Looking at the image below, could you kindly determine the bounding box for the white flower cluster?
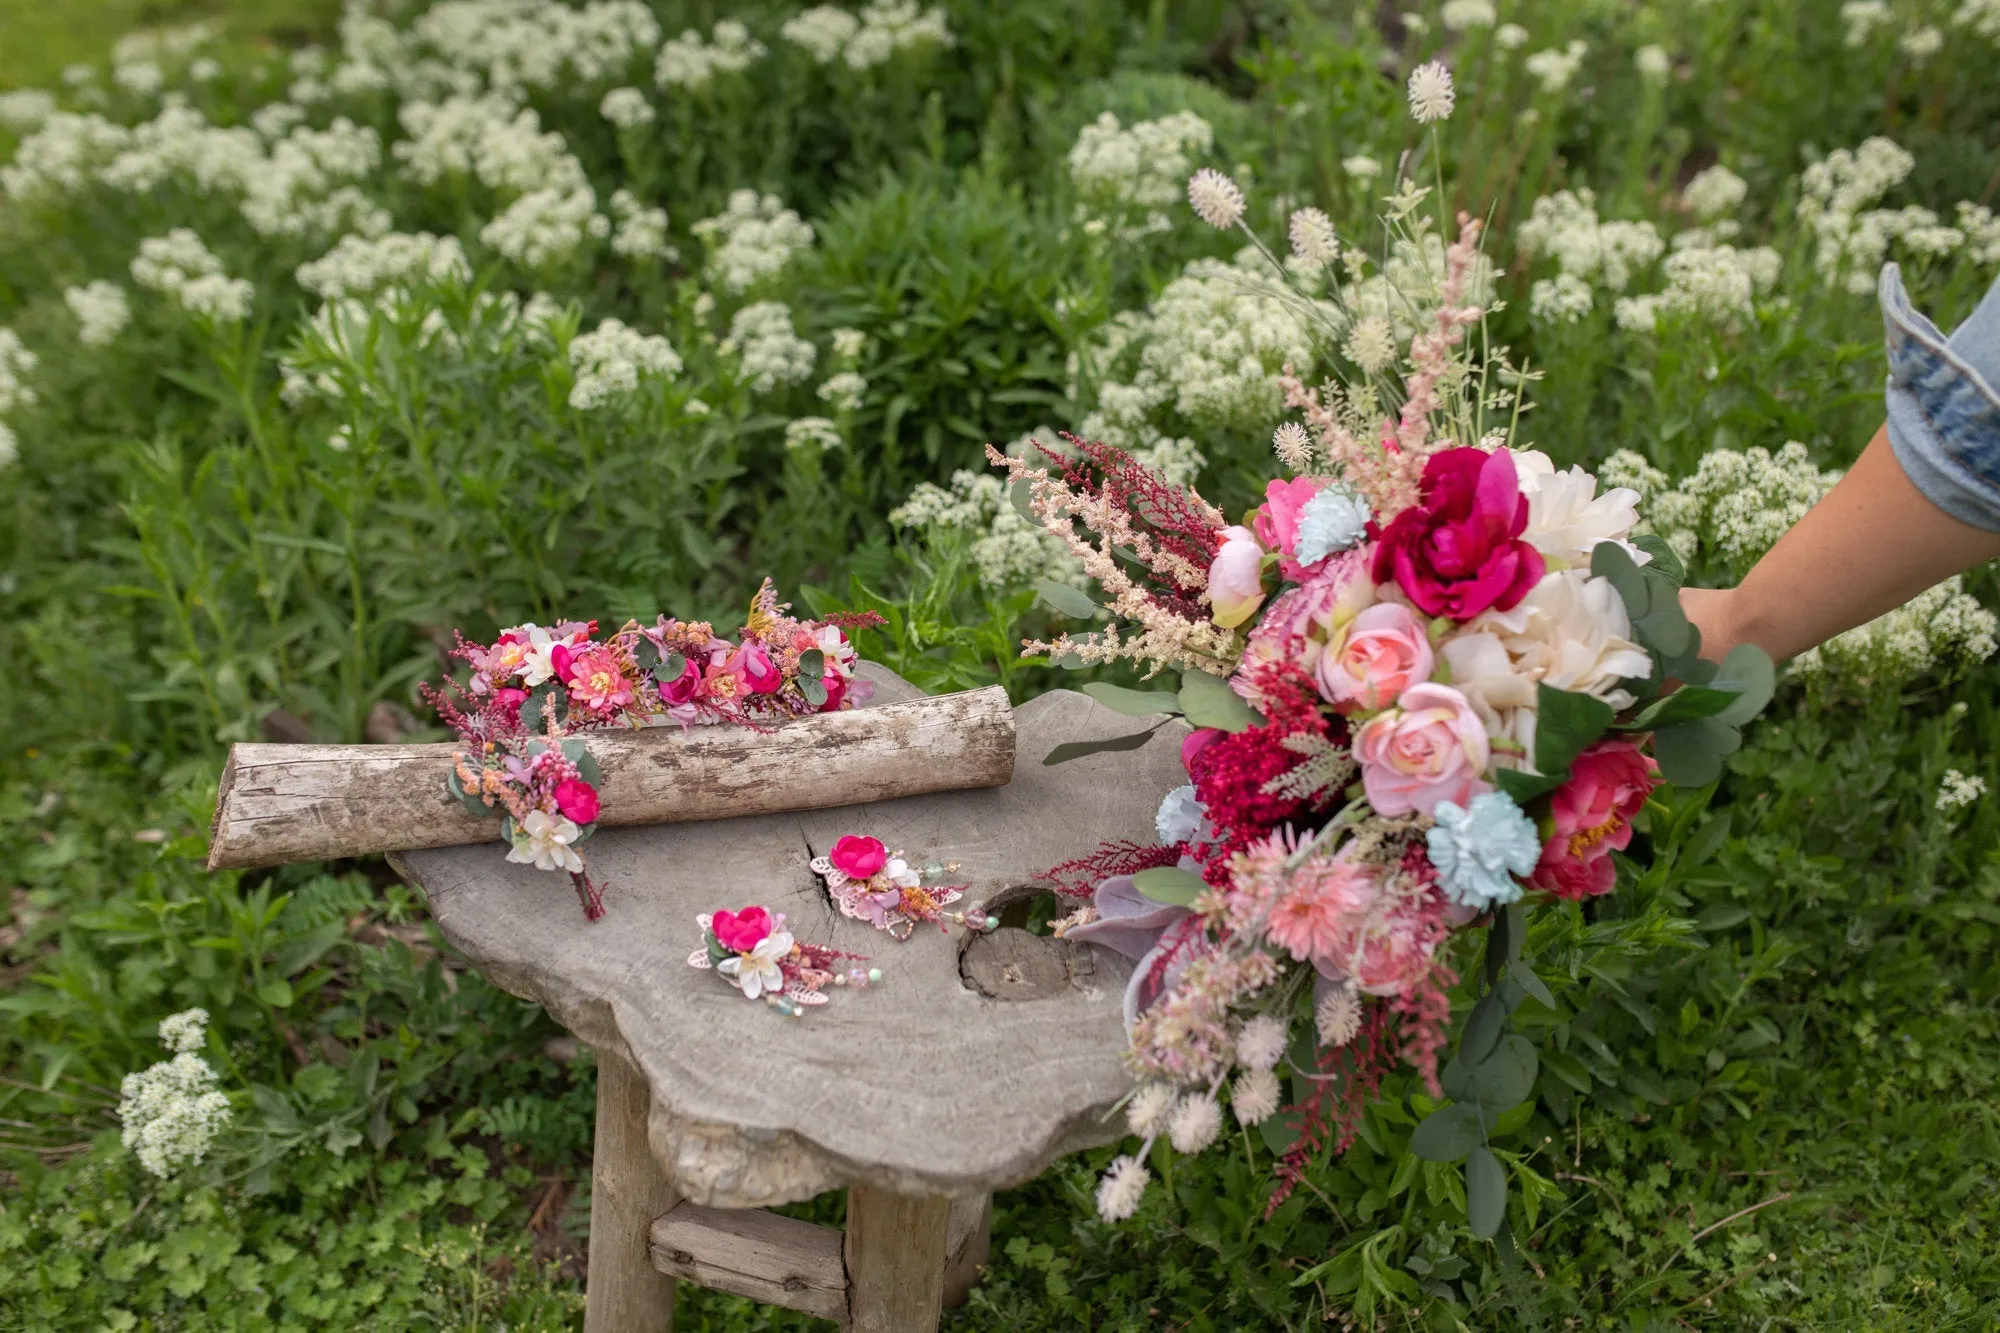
[567,317,682,409]
[0,327,36,466]
[296,231,472,300]
[889,453,1085,590]
[1792,576,1997,682]
[130,229,254,322]
[1528,272,1595,323]
[599,85,655,128]
[785,417,843,452]
[396,0,660,99]
[396,93,589,194]
[117,1008,233,1178]
[1797,136,1924,292]
[1635,43,1672,79]
[1344,231,1499,341]
[242,117,388,239]
[1637,442,1840,569]
[817,371,867,412]
[1,111,136,198]
[1682,164,1748,222]
[692,190,815,292]
[1612,243,1783,332]
[655,21,766,89]
[1440,0,1498,30]
[726,301,816,393]
[1937,768,1988,812]
[98,104,262,194]
[781,2,953,69]
[1517,188,1665,292]
[1842,0,1895,45]
[1957,203,2000,265]
[64,281,132,346]
[0,89,57,132]
[609,189,673,260]
[1959,0,2000,40]
[1523,40,1589,94]
[1066,111,1215,238]
[482,186,610,268]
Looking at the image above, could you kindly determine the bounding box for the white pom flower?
[1316,984,1362,1047]
[1287,207,1339,265]
[1096,1154,1151,1222]
[1273,421,1314,470]
[1235,1015,1287,1072]
[1186,168,1245,229]
[1232,1068,1282,1126]
[1407,61,1456,124]
[1167,1092,1223,1153]
[1127,1082,1177,1137]
[1343,315,1399,374]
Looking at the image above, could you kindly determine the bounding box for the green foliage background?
[1,0,1996,1329]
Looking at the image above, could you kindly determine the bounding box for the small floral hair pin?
[687,905,879,1017]
[812,835,1000,941]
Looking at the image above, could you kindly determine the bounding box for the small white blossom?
[481,187,611,268]
[1440,0,1497,30]
[600,86,656,128]
[1937,770,1988,812]
[1287,207,1339,266]
[568,317,682,409]
[1232,1068,1282,1126]
[1273,421,1314,470]
[655,21,767,90]
[1316,984,1362,1047]
[1635,44,1672,79]
[1682,164,1748,220]
[1167,1091,1223,1153]
[1343,315,1399,374]
[131,229,253,321]
[1342,154,1381,180]
[1529,273,1594,323]
[1095,1154,1150,1222]
[158,1008,210,1054]
[0,89,57,131]
[816,370,867,412]
[1406,61,1455,123]
[296,231,471,300]
[1524,41,1588,95]
[1495,22,1529,48]
[118,1010,232,1177]
[1899,24,1945,60]
[1235,1015,1287,1072]
[1186,168,1245,228]
[1127,1082,1176,1137]
[609,189,674,260]
[693,189,814,291]
[784,416,843,452]
[727,301,816,392]
[1067,111,1215,237]
[64,281,132,346]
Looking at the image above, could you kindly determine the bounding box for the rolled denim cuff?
[1880,263,2000,533]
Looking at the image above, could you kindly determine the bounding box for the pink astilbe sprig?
[1039,838,1184,899]
[987,437,1239,676]
[1393,214,1488,457]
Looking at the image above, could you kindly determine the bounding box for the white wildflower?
[0,422,16,469]
[1235,1015,1287,1072]
[1287,207,1339,266]
[1273,421,1314,470]
[118,1011,232,1178]
[782,6,860,62]
[296,231,471,300]
[1899,24,1945,60]
[1645,442,1840,569]
[96,104,261,195]
[1635,44,1672,79]
[1343,154,1381,180]
[0,89,57,131]
[1517,189,1665,291]
[831,327,867,361]
[114,61,165,98]
[1682,165,1748,220]
[784,416,843,452]
[131,229,253,321]
[727,301,816,392]
[481,187,610,268]
[655,21,767,90]
[600,85,655,128]
[1096,1154,1150,1222]
[1126,1082,1177,1137]
[1495,22,1529,48]
[1524,41,1588,94]
[1842,0,1892,45]
[1232,1068,1282,1126]
[1186,167,1245,229]
[609,189,673,259]
[1440,0,1497,30]
[1167,1092,1223,1153]
[1528,273,1594,323]
[251,102,307,140]
[568,318,681,409]
[1792,577,1997,682]
[1937,770,1988,812]
[395,95,589,196]
[1343,315,1399,373]
[1316,984,1362,1047]
[783,2,951,69]
[1406,60,1455,123]
[1067,111,1214,237]
[692,189,814,291]
[64,281,132,346]
[1957,0,2000,40]
[241,117,387,240]
[0,328,39,415]
[817,370,867,412]
[158,1007,211,1054]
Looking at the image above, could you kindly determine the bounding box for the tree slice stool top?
[391,666,1189,1209]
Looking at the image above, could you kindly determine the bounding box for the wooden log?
[648,1202,848,1324]
[941,1194,991,1308]
[207,684,1015,870]
[586,1047,678,1333]
[844,1187,951,1333]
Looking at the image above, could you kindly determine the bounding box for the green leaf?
[1652,716,1740,786]
[1630,533,1686,587]
[1620,1065,1673,1106]
[633,637,662,672]
[1495,767,1568,804]
[1178,669,1259,733]
[1541,1048,1593,1094]
[658,650,687,683]
[1034,579,1099,618]
[1680,809,1733,868]
[521,682,564,731]
[1533,684,1615,778]
[1131,867,1206,905]
[798,647,824,681]
[1619,685,1739,731]
[257,979,295,1009]
[1465,1146,1507,1238]
[1696,902,1751,932]
[1509,961,1555,1009]
[1009,477,1038,524]
[1464,1034,1539,1110]
[1082,682,1185,717]
[560,739,602,787]
[1042,726,1164,766]
[447,768,499,819]
[1259,1110,1302,1156]
[1709,643,1776,726]
[1409,1103,1483,1161]
[1461,992,1510,1067]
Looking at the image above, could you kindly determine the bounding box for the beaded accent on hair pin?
[687,906,877,1017]
[811,834,1000,941]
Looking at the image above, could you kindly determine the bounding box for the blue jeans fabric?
[1881,263,2000,532]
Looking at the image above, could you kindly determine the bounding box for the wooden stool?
[391,668,1188,1331]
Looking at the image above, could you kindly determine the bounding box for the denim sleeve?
[1880,262,2000,532]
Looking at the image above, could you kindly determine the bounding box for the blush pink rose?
[1352,682,1492,817]
[728,642,784,694]
[1316,602,1435,713]
[711,905,773,952]
[1252,477,1324,581]
[1531,739,1660,900]
[1207,525,1268,630]
[553,778,600,824]
[1371,447,1545,621]
[830,834,889,879]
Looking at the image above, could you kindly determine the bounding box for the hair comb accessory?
[686,905,878,1017]
[812,834,1000,941]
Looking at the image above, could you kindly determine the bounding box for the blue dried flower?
[1426,790,1540,910]
[1294,485,1372,565]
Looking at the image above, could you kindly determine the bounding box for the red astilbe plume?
[1037,433,1225,617]
[1185,663,1340,879]
[819,610,888,634]
[1039,838,1183,899]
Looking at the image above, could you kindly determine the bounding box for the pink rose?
[1207,525,1268,630]
[1252,477,1324,581]
[728,642,784,695]
[1181,727,1225,773]
[657,655,703,705]
[711,905,773,952]
[491,687,528,720]
[1371,447,1545,621]
[1532,739,1659,900]
[553,778,600,824]
[1316,602,1435,713]
[1240,549,1376,682]
[830,834,888,879]
[818,671,847,712]
[1353,682,1492,816]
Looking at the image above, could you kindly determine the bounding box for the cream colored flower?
[1512,449,1645,568]
[716,929,794,999]
[1440,570,1651,767]
[507,810,585,873]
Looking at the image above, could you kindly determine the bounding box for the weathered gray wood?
[942,1194,991,1308]
[844,1187,951,1333]
[648,1202,847,1324]
[959,927,1098,1001]
[208,680,1014,869]
[394,674,1190,1209]
[586,1047,678,1333]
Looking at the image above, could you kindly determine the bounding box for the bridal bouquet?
[1000,153,1773,1238]
[426,580,881,918]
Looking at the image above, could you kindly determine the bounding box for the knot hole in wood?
[958,926,1096,1001]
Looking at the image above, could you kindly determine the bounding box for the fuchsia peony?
[1532,738,1660,899]
[1253,477,1325,581]
[830,834,889,879]
[1371,447,1545,621]
[728,642,784,694]
[553,778,600,825]
[1207,526,1268,629]
[711,905,773,952]
[1352,682,1491,816]
[1316,602,1434,713]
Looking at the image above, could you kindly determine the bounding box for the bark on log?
[207,684,1015,870]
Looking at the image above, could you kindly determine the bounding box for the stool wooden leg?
[586,1048,678,1333]
[942,1194,991,1308]
[844,1186,951,1333]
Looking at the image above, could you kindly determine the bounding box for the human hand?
[1678,586,1738,665]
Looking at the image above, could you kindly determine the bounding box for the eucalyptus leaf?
[1009,477,1038,524]
[1464,1034,1538,1110]
[1710,643,1776,725]
[1461,991,1509,1067]
[1509,961,1555,1010]
[1035,579,1100,618]
[1179,669,1259,733]
[633,637,661,672]
[1131,866,1207,905]
[1082,682,1185,717]
[1408,1103,1483,1162]
[1653,717,1737,786]
[1619,684,1739,731]
[1533,684,1615,778]
[1465,1146,1508,1238]
[1630,533,1686,587]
